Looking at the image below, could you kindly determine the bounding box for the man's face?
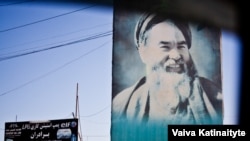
[138,20,192,112]
[138,20,191,74]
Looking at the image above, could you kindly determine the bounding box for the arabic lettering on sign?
[19,122,71,130]
[5,119,78,140]
[30,131,50,139]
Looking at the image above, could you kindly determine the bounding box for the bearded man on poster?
[112,12,223,125]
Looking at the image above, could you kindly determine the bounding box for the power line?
[0,4,96,33]
[0,22,112,52]
[82,118,110,125]
[0,0,35,6]
[81,105,110,118]
[0,30,112,58]
[0,29,112,57]
[0,40,111,97]
[0,30,112,62]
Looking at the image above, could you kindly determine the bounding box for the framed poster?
[111,2,223,141]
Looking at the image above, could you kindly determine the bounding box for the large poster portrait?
[111,6,223,141]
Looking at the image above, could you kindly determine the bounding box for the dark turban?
[134,12,192,49]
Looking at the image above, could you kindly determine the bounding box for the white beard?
[147,65,191,121]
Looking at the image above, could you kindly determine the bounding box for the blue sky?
[0,1,242,141]
[0,1,112,141]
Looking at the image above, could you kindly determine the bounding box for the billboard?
[4,118,78,141]
[111,1,223,141]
